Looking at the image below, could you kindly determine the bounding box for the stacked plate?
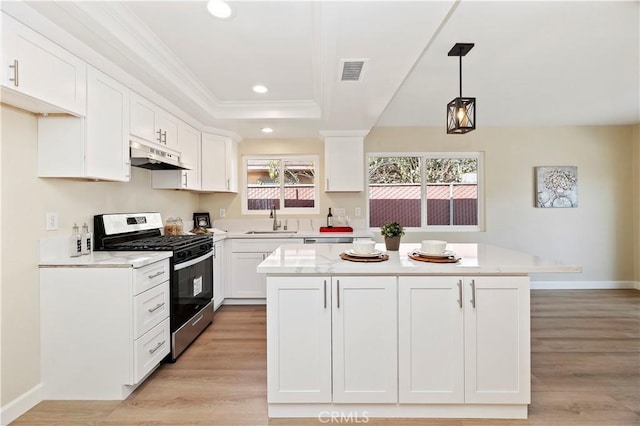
[410,249,457,258]
[344,248,386,258]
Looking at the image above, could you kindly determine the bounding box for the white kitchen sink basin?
[245,230,298,235]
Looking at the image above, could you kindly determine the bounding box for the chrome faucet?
[270,205,281,230]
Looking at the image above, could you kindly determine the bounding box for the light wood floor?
[12,289,640,425]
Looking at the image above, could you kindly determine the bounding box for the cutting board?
[408,253,461,263]
[340,252,389,262]
[320,226,353,232]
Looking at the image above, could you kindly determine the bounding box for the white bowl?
[353,239,376,254]
[421,240,447,254]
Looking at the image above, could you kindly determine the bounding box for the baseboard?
[531,280,640,290]
[222,298,266,305]
[0,383,43,426]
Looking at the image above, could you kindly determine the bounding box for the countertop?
[39,251,172,268]
[223,230,372,239]
[257,243,582,275]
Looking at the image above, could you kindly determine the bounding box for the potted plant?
[380,221,404,251]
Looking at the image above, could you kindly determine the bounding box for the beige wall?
[204,125,637,284]
[0,106,200,405]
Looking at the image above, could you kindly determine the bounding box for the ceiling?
[18,1,640,139]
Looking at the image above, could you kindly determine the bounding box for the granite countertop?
[39,251,172,268]
[257,243,582,275]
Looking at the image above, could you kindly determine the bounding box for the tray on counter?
[408,253,461,263]
[340,252,389,262]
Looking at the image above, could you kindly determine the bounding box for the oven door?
[172,250,213,331]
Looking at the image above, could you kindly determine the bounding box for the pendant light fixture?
[447,43,475,134]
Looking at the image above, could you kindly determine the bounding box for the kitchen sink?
[245,230,298,234]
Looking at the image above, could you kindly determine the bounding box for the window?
[242,156,319,214]
[368,153,482,231]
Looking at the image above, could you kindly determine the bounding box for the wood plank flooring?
[12,289,640,425]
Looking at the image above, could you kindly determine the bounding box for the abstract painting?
[535,166,578,208]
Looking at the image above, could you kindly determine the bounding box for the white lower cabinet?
[39,258,171,400]
[267,275,397,404]
[213,240,225,310]
[398,276,530,405]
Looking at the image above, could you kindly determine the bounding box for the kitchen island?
[257,243,581,420]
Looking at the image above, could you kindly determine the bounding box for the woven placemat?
[408,253,461,263]
[340,252,389,262]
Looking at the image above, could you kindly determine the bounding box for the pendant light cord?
[459,47,463,98]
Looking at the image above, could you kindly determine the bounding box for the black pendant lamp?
[447,43,475,134]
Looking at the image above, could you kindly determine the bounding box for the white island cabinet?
[39,253,171,400]
[260,243,580,420]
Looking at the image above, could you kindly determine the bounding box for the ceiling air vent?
[340,59,367,82]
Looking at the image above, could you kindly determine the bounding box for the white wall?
[0,106,200,407]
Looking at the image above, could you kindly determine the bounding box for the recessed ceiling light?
[207,0,232,19]
[261,127,274,134]
[253,85,269,94]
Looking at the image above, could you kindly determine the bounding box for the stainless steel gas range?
[94,212,214,361]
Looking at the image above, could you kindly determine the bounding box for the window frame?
[241,154,320,215]
[366,151,484,232]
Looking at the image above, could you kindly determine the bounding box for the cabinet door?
[266,276,332,403]
[180,123,201,190]
[332,276,397,403]
[324,136,363,192]
[158,111,179,151]
[398,276,464,403]
[230,252,267,298]
[85,67,130,181]
[213,241,224,310]
[1,12,86,116]
[225,138,238,192]
[201,133,228,192]
[464,276,530,404]
[130,93,160,144]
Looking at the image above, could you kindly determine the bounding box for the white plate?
[413,249,456,258]
[345,249,385,258]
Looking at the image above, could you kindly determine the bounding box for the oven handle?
[173,250,213,271]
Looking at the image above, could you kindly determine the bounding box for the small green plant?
[380,221,405,238]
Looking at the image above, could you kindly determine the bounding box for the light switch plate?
[46,212,59,231]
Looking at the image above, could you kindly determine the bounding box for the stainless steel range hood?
[129,140,190,170]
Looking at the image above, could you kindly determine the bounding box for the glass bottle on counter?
[69,223,82,257]
[327,208,333,228]
[81,223,92,255]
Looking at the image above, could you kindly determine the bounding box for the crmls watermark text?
[318,411,370,424]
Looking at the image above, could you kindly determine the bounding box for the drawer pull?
[9,60,19,86]
[148,340,166,355]
[192,314,204,326]
[147,270,165,279]
[148,302,165,313]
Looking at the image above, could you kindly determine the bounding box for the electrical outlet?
[46,212,59,231]
[354,207,361,217]
[219,208,226,218]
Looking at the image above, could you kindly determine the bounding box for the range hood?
[129,140,190,170]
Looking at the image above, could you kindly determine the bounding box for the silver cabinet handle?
[323,280,327,309]
[226,178,230,190]
[156,129,162,143]
[457,279,462,308]
[148,340,165,354]
[148,270,165,279]
[162,130,167,144]
[148,302,165,313]
[337,279,340,309]
[9,60,18,86]
[183,172,188,188]
[470,279,476,308]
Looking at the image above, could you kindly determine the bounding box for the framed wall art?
[535,166,578,208]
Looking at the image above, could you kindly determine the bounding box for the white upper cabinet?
[1,12,86,116]
[324,136,364,192]
[37,66,130,181]
[201,133,238,193]
[129,92,180,154]
[152,121,201,190]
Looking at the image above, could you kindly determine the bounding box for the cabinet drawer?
[133,259,170,295]
[133,281,170,338]
[134,317,170,384]
[231,238,303,253]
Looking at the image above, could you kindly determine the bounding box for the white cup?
[353,239,376,254]
[421,240,447,254]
